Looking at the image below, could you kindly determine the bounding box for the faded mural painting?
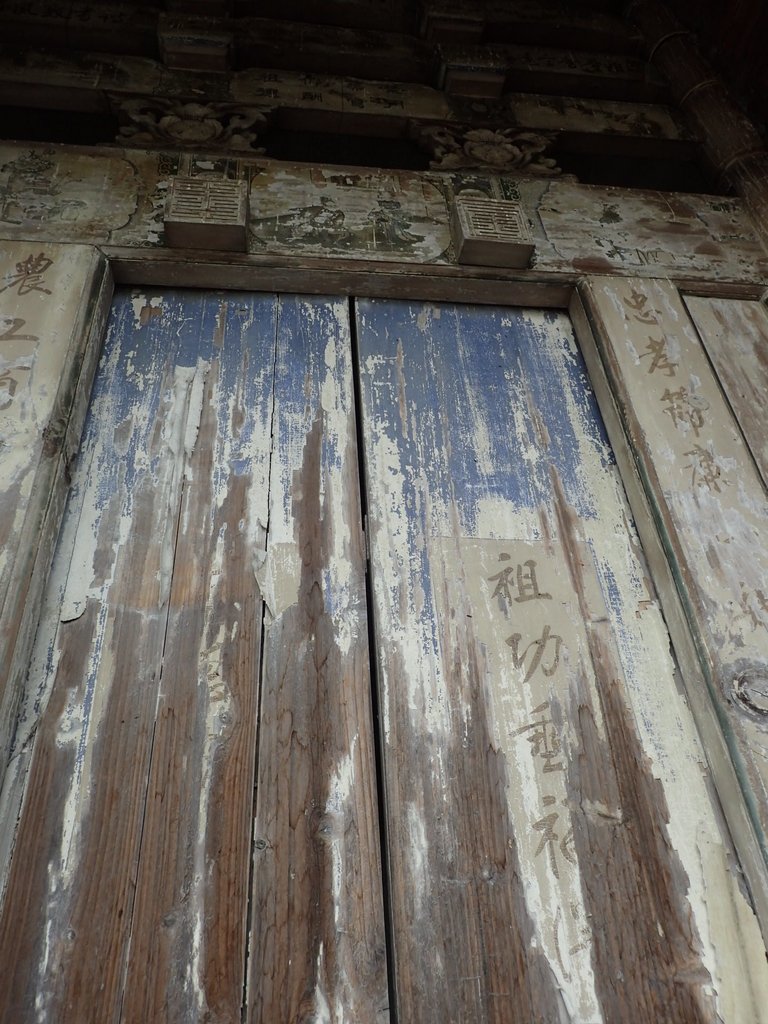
[2,142,768,281]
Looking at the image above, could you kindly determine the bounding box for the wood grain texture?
[580,277,768,899]
[0,288,195,1022]
[684,296,768,489]
[118,293,278,1023]
[0,290,276,1022]
[247,296,389,1023]
[356,298,768,1024]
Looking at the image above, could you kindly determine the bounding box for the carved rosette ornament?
[113,97,269,152]
[411,123,564,176]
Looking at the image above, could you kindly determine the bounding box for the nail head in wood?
[164,177,248,251]
[451,196,535,268]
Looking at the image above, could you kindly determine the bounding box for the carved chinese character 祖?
[506,624,563,682]
[0,253,53,295]
[640,336,677,377]
[661,386,707,436]
[683,443,723,492]
[489,555,552,605]
[515,702,564,773]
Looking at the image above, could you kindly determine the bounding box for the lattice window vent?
[164,177,248,251]
[451,196,534,268]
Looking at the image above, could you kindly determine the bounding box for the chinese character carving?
[506,624,563,682]
[640,336,677,377]
[623,287,658,324]
[0,316,38,342]
[533,797,576,879]
[489,555,551,605]
[0,253,53,295]
[0,369,19,410]
[683,443,723,492]
[661,386,708,436]
[515,702,564,773]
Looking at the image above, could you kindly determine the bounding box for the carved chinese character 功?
[506,624,563,682]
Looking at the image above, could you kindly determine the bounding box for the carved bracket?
[112,96,270,152]
[411,122,563,176]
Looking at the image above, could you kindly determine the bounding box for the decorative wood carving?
[114,97,269,151]
[450,195,534,266]
[412,122,564,175]
[164,176,248,249]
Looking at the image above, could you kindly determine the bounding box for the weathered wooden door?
[354,299,768,1023]
[0,289,388,1023]
[1,289,767,1023]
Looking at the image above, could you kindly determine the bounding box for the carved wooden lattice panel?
[451,195,534,267]
[164,177,248,250]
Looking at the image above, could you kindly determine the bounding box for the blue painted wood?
[247,295,388,1023]
[0,288,279,1023]
[356,298,733,1024]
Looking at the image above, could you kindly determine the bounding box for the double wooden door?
[0,289,765,1023]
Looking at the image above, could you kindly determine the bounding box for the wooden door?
[2,290,768,1023]
[0,289,387,1023]
[355,299,768,1024]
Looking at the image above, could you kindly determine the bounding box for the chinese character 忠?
[624,287,657,324]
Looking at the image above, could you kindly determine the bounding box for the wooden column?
[626,0,768,248]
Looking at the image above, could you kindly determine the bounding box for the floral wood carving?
[114,98,269,152]
[412,124,564,176]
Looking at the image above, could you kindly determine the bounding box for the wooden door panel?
[582,279,768,917]
[0,290,388,1024]
[0,289,240,1022]
[355,299,768,1024]
[117,292,278,1023]
[246,296,388,1022]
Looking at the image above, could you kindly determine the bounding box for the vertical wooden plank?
[0,241,111,784]
[684,295,768,488]
[0,290,206,1022]
[247,296,389,1023]
[356,298,768,1024]
[119,294,277,1022]
[580,277,768,891]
